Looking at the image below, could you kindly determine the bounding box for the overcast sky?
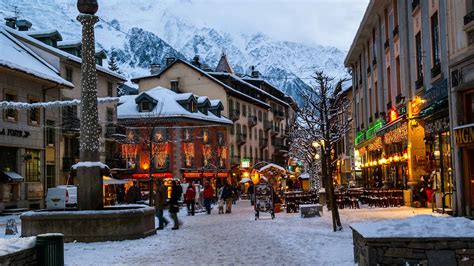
[173,0,369,51]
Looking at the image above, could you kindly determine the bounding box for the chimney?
[191,55,201,68]
[150,63,161,75]
[15,19,32,31]
[250,66,261,78]
[5,17,16,29]
[166,57,176,66]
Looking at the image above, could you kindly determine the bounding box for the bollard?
[36,233,64,266]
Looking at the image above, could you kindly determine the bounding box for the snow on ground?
[0,236,35,256]
[61,201,437,266]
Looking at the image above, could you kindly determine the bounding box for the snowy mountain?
[0,0,349,104]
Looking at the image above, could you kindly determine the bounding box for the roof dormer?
[177,94,197,113]
[135,93,157,112]
[209,100,224,117]
[197,97,211,115]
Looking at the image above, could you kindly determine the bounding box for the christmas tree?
[108,48,120,73]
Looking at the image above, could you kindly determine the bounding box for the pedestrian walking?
[203,181,214,214]
[185,183,196,216]
[248,182,255,206]
[169,180,182,230]
[221,181,234,213]
[154,179,169,230]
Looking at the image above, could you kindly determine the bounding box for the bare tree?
[291,70,350,232]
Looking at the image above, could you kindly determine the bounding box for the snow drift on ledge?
[351,215,474,238]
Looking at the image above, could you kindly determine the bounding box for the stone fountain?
[21,0,155,243]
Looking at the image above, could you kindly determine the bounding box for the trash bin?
[36,233,64,266]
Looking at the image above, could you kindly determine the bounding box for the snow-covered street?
[61,201,436,265]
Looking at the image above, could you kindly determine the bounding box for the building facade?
[131,55,296,182]
[0,26,73,210]
[117,87,231,193]
[3,21,126,187]
[345,0,452,208]
[448,0,474,216]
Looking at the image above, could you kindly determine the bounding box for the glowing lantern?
[389,109,398,122]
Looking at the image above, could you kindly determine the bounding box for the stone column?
[77,14,103,210]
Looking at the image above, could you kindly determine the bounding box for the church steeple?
[215,50,234,74]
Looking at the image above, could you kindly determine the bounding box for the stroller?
[254,179,275,220]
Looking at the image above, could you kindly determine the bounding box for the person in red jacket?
[185,183,196,216]
[203,181,214,214]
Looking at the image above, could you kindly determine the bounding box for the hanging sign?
[0,128,30,138]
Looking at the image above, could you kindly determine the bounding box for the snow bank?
[71,161,109,170]
[351,215,474,238]
[0,237,35,256]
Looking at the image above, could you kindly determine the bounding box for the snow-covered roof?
[3,26,126,81]
[212,72,290,107]
[118,87,232,125]
[197,96,209,104]
[0,28,73,88]
[210,99,222,108]
[131,59,270,109]
[26,29,62,40]
[58,39,81,47]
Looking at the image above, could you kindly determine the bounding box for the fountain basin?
[21,206,156,243]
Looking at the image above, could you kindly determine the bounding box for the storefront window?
[25,149,40,182]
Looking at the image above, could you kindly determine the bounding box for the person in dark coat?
[154,179,169,230]
[203,181,214,214]
[169,180,182,230]
[185,183,196,216]
[248,182,255,206]
[221,182,234,213]
[116,185,125,204]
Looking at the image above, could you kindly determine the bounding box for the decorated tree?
[290,70,350,232]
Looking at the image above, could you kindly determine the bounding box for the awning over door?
[0,172,24,183]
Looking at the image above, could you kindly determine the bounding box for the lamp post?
[76,0,103,210]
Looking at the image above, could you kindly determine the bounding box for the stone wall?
[0,247,36,265]
[352,229,474,266]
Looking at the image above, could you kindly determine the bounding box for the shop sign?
[425,117,450,135]
[384,122,408,144]
[241,159,250,168]
[454,124,474,145]
[0,128,30,138]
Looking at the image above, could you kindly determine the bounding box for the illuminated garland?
[202,144,212,166]
[153,143,169,168]
[368,137,383,151]
[184,143,195,167]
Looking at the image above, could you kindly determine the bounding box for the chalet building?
[345,0,451,209]
[116,87,231,192]
[131,54,297,182]
[0,27,73,210]
[3,19,126,189]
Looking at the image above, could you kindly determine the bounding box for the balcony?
[464,11,474,26]
[248,115,257,127]
[412,0,420,11]
[236,133,246,145]
[264,120,272,131]
[415,77,424,90]
[283,128,290,137]
[270,126,279,136]
[274,110,285,119]
[431,63,441,78]
[393,25,399,38]
[229,109,240,121]
[62,116,80,134]
[273,137,287,151]
[105,124,125,138]
[259,138,268,148]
